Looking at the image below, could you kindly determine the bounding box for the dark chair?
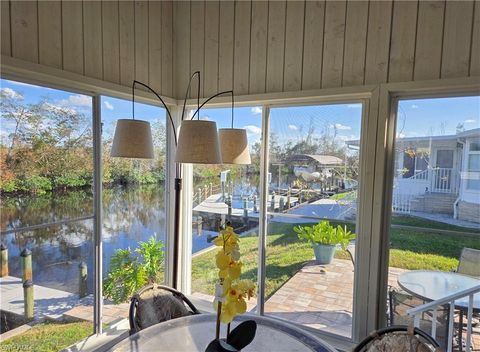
[129,283,201,334]
[388,287,448,348]
[353,326,441,352]
[454,248,480,350]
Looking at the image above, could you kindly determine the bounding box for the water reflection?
[1,184,174,294]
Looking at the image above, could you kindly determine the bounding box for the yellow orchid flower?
[228,260,242,280]
[213,226,256,325]
[235,297,247,314]
[215,251,230,269]
[235,279,256,300]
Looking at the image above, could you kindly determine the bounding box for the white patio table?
[398,270,480,351]
[109,313,338,352]
[397,270,480,311]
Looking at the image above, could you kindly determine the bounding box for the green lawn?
[0,321,92,352]
[329,191,356,201]
[191,218,480,298]
[391,215,480,233]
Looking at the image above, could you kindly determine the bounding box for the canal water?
[0,184,214,294]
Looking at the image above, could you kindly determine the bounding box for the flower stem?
[215,301,222,340]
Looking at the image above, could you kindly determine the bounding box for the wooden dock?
[0,275,82,321]
[193,193,298,216]
[1,276,129,326]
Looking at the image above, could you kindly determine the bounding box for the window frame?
[466,139,480,191]
[0,65,177,337]
[373,77,480,335]
[181,89,378,348]
[3,56,478,350]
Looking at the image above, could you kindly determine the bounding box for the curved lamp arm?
[132,80,177,146]
[181,71,201,122]
[190,90,234,128]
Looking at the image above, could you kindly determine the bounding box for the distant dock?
[193,193,298,217]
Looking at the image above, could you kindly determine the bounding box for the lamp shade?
[218,128,251,165]
[175,120,222,164]
[111,119,154,159]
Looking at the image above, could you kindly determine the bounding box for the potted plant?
[294,220,355,265]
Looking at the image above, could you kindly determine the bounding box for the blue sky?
[1,78,479,146]
[397,97,479,137]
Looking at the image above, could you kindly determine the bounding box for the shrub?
[103,236,164,304]
[54,173,89,188]
[20,176,52,194]
[294,220,355,250]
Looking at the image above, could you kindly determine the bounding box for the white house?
[392,128,480,223]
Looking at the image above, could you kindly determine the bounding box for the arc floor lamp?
[111,72,250,289]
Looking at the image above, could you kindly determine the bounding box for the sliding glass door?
[188,106,262,311]
[384,95,480,349]
[262,103,364,338]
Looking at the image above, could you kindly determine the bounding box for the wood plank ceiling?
[1,1,479,100]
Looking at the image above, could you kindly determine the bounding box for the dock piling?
[20,248,32,282]
[243,197,248,218]
[23,279,34,320]
[287,188,291,209]
[78,262,88,298]
[197,216,203,235]
[227,195,232,219]
[1,244,8,277]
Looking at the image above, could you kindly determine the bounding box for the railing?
[428,167,458,194]
[392,192,412,214]
[399,167,459,194]
[392,167,459,214]
[407,284,480,352]
[410,168,429,180]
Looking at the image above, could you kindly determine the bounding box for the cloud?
[244,125,261,134]
[347,104,361,109]
[251,107,262,115]
[288,124,298,130]
[396,133,406,138]
[334,123,351,130]
[57,94,91,109]
[104,101,114,110]
[411,104,419,109]
[464,119,476,124]
[337,134,357,142]
[42,102,76,115]
[0,87,23,100]
[67,94,92,107]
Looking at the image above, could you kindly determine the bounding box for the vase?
[312,243,336,264]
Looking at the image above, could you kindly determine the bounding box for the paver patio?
[264,258,406,337]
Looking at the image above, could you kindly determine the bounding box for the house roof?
[345,128,479,147]
[285,154,344,166]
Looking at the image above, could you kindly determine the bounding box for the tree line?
[0,89,166,194]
